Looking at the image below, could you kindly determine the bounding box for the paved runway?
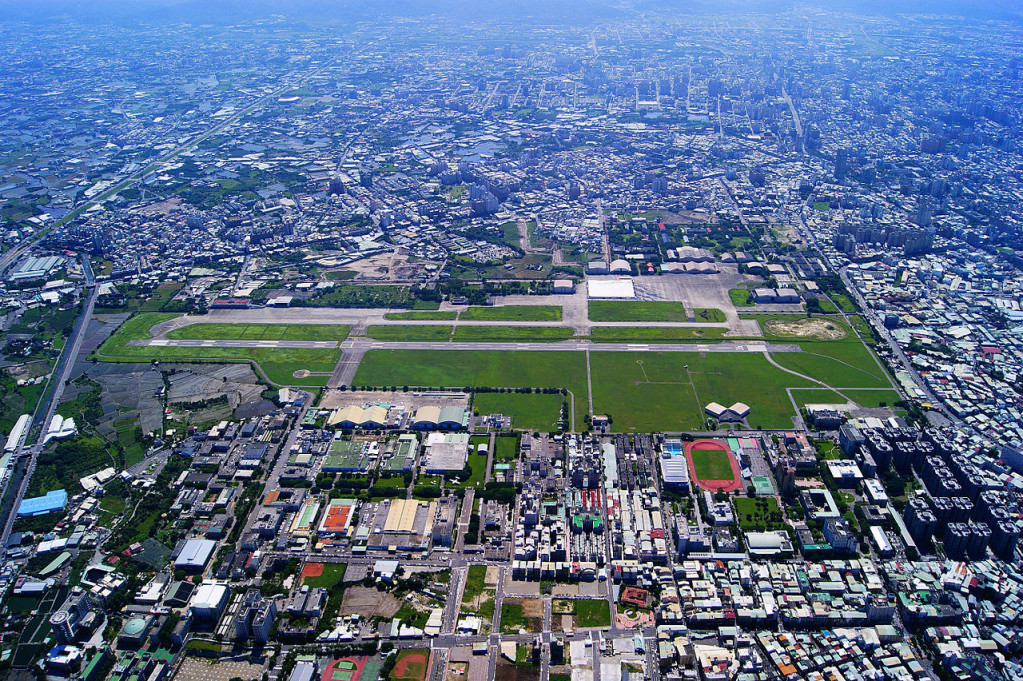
[132,337,802,354]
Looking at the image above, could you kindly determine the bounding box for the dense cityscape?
[2,3,1023,681]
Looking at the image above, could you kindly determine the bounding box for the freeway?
[0,256,99,554]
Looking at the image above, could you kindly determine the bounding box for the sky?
[0,0,1019,24]
[0,0,1018,23]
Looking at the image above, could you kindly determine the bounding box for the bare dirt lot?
[765,318,847,341]
[340,586,402,618]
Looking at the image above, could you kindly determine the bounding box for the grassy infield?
[98,300,894,432]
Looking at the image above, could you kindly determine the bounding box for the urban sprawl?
[1,6,1022,681]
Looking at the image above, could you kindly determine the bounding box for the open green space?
[815,298,840,314]
[575,599,612,627]
[462,565,487,604]
[355,350,588,425]
[448,449,488,489]
[690,446,734,481]
[553,599,611,628]
[693,308,726,323]
[473,392,563,431]
[831,294,858,313]
[460,305,562,321]
[383,310,458,321]
[493,435,520,461]
[97,313,339,387]
[734,497,784,531]
[590,327,728,343]
[773,340,890,389]
[590,351,818,431]
[500,601,541,634]
[841,389,901,408]
[303,283,412,308]
[301,562,347,589]
[792,388,848,407]
[588,300,688,322]
[139,282,184,312]
[365,325,453,342]
[452,326,573,342]
[728,288,753,306]
[167,323,350,342]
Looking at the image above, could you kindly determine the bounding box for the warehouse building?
[189,582,229,622]
[411,406,468,430]
[659,443,691,490]
[18,490,68,517]
[422,432,470,472]
[318,498,358,535]
[173,539,217,572]
[704,402,751,422]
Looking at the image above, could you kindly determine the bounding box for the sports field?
[687,440,734,480]
[392,649,430,681]
[588,300,689,322]
[685,439,740,492]
[323,658,367,681]
[167,323,350,342]
[301,562,347,588]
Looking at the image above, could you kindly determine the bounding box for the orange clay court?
[300,562,325,581]
[320,501,355,534]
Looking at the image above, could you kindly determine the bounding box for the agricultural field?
[588,300,688,322]
[460,305,562,321]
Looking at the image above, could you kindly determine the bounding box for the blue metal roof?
[18,490,67,517]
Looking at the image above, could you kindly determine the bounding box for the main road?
[0,257,99,554]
